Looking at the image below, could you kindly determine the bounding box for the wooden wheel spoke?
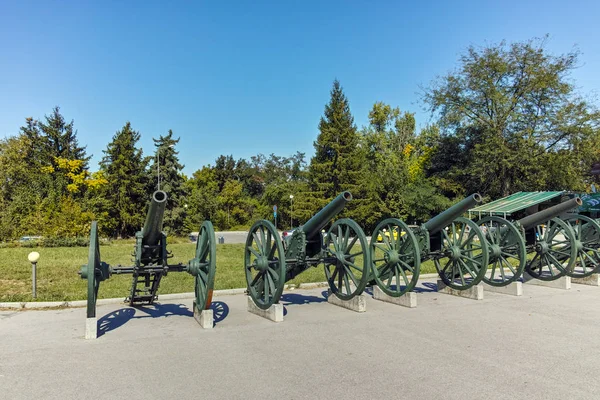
[248,246,261,258]
[397,265,410,287]
[398,259,414,273]
[458,258,477,278]
[343,271,352,294]
[455,261,466,285]
[346,236,358,253]
[344,265,358,287]
[499,256,517,275]
[343,259,363,273]
[343,227,350,251]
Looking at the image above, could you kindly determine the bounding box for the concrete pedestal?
[85,317,97,340]
[247,296,284,322]
[437,280,483,300]
[327,290,366,312]
[372,286,417,308]
[193,301,214,329]
[483,281,523,296]
[522,272,571,289]
[571,274,600,286]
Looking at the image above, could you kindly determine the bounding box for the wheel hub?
[489,244,502,260]
[448,245,462,261]
[574,240,583,252]
[255,256,269,271]
[384,250,400,264]
[535,241,549,255]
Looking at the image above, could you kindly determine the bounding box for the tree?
[149,130,187,234]
[308,80,364,215]
[99,122,149,238]
[422,36,600,198]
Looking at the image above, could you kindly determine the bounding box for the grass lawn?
[0,241,440,303]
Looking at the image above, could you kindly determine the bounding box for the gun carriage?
[245,191,371,310]
[369,193,489,297]
[475,197,600,285]
[80,190,217,318]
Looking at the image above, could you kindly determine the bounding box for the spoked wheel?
[561,215,600,278]
[525,218,576,281]
[478,216,527,287]
[188,220,217,311]
[245,220,286,310]
[370,218,421,297]
[435,217,489,290]
[79,221,105,318]
[324,218,371,300]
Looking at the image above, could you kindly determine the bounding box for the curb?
[0,273,443,311]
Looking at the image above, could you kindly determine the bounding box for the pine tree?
[99,122,149,238]
[37,106,89,166]
[149,130,187,234]
[308,80,364,213]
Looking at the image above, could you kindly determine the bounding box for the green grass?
[0,243,246,302]
[0,240,444,303]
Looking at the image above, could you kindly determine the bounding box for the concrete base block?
[437,280,484,300]
[372,286,417,308]
[85,317,97,340]
[327,290,366,312]
[522,272,571,289]
[571,274,600,286]
[483,281,523,296]
[193,301,214,329]
[247,296,284,322]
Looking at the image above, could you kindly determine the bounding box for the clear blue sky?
[1,0,599,176]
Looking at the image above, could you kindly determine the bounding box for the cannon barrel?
[516,197,582,230]
[423,193,482,235]
[142,190,168,245]
[301,191,352,240]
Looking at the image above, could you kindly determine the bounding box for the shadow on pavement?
[97,301,230,336]
[210,301,229,324]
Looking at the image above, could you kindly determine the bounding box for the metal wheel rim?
[324,218,371,300]
[525,218,574,281]
[194,220,217,310]
[562,215,600,278]
[435,217,489,290]
[478,216,527,287]
[370,218,421,297]
[244,220,285,310]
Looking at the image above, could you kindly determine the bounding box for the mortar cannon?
[245,192,370,310]
[369,194,489,298]
[476,197,600,285]
[79,190,217,319]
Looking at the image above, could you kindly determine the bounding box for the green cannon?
[369,193,489,297]
[245,191,370,309]
[476,196,600,285]
[79,190,217,318]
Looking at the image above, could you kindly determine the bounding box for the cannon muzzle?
[516,197,582,230]
[301,191,352,240]
[423,193,482,234]
[142,190,167,245]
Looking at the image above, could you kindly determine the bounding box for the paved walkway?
[1,279,600,400]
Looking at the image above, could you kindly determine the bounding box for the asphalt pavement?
[1,277,600,400]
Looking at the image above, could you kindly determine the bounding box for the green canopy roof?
[469,191,564,216]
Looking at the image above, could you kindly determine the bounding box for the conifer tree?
[149,130,187,234]
[99,122,149,237]
[307,80,364,213]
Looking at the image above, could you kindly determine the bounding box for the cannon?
[369,193,489,297]
[245,192,370,309]
[80,190,217,318]
[475,197,599,285]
